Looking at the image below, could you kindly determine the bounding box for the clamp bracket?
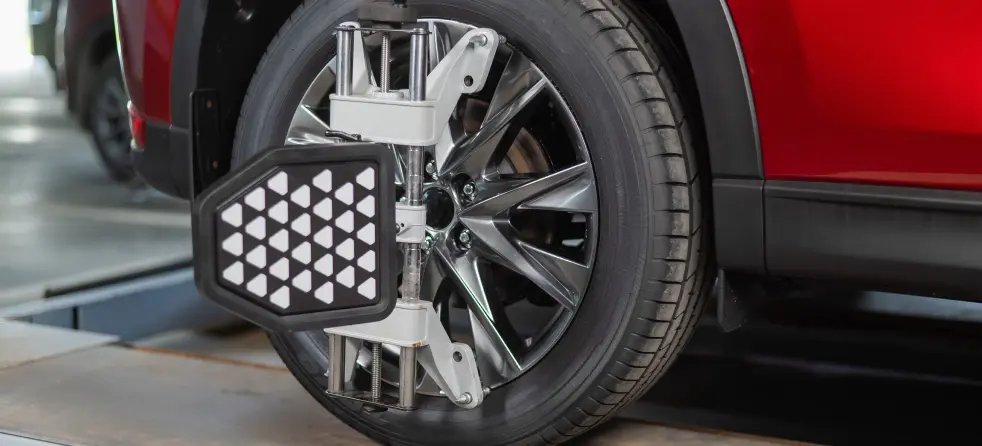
[395,203,426,243]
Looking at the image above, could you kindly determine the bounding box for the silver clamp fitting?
[395,203,426,243]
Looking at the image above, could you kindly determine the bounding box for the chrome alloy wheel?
[285,19,598,393]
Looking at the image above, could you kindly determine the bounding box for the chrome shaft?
[327,333,345,393]
[396,29,428,410]
[336,25,354,96]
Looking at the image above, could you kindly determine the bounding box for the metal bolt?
[469,34,489,46]
[423,235,433,250]
[458,230,472,247]
[380,33,392,93]
[371,343,382,402]
[425,160,437,179]
[457,393,473,405]
[461,182,476,201]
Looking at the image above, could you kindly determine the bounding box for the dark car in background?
[29,0,135,183]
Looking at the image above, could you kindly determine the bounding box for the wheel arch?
[635,0,767,273]
[171,0,303,187]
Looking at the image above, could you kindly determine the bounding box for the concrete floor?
[0,59,191,305]
[0,321,786,446]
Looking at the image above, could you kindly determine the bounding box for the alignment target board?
[193,143,398,330]
[216,163,381,314]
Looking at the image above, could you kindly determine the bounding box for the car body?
[31,0,118,128]
[117,0,982,302]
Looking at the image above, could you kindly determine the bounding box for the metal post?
[336,25,355,96]
[329,24,354,399]
[398,347,417,408]
[327,334,345,393]
[397,28,429,410]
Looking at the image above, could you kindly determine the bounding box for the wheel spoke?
[300,57,337,107]
[432,240,524,376]
[286,106,333,145]
[484,51,543,125]
[519,173,597,214]
[457,163,593,310]
[459,216,583,311]
[463,162,592,217]
[439,54,547,178]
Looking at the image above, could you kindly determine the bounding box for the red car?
[115,0,982,443]
[31,0,134,182]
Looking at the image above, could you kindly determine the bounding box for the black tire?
[86,55,139,184]
[232,0,713,444]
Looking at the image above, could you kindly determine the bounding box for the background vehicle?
[30,0,136,183]
[115,0,982,444]
[28,0,60,75]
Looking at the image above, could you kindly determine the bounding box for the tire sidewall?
[236,0,654,443]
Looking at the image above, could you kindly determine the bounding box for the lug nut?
[458,230,472,248]
[461,182,476,202]
[425,160,437,179]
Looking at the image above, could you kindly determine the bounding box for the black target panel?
[193,143,397,332]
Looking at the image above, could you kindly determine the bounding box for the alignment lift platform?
[0,263,783,446]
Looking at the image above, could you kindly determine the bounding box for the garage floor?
[0,321,785,446]
[0,60,190,306]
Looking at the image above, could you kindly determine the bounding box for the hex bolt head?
[425,160,437,178]
[461,182,476,202]
[457,393,473,405]
[458,230,472,247]
[423,235,433,250]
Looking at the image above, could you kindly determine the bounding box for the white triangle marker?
[246,274,268,297]
[357,251,376,272]
[336,238,355,261]
[314,254,334,277]
[222,262,244,285]
[245,187,266,211]
[245,217,266,240]
[269,229,289,252]
[357,223,376,245]
[337,266,355,288]
[335,183,354,205]
[270,258,290,280]
[291,213,311,236]
[246,245,267,268]
[268,201,289,224]
[221,204,243,227]
[358,278,376,299]
[270,286,290,309]
[313,198,333,221]
[292,270,312,292]
[356,196,375,218]
[356,167,375,190]
[267,172,289,195]
[291,185,311,208]
[315,283,334,304]
[221,233,244,256]
[292,242,312,264]
[313,226,333,249]
[336,211,354,233]
[313,169,333,193]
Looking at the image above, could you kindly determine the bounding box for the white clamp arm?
[396,203,426,243]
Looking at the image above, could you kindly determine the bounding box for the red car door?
[729,0,982,191]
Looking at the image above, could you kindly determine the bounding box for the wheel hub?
[422,187,455,229]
